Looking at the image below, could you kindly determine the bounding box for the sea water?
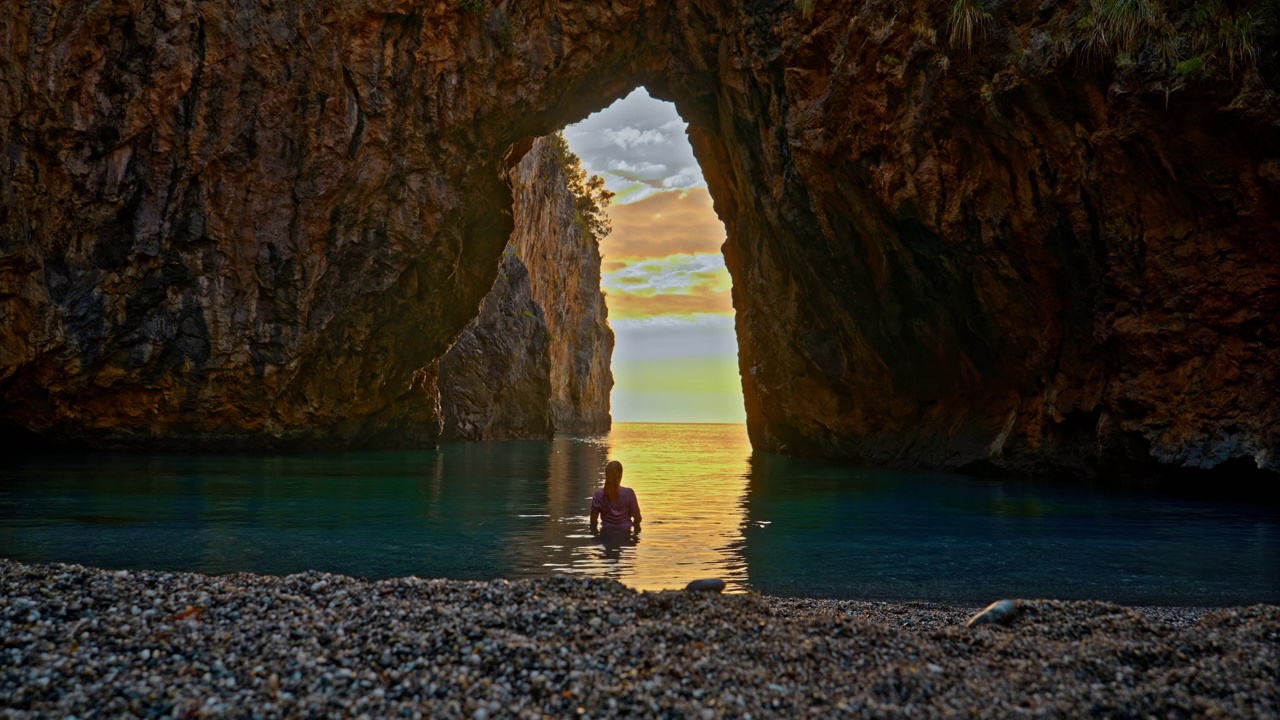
[2,422,1278,605]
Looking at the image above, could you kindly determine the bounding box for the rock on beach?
[966,598,1018,627]
[2,560,1278,718]
[684,578,726,593]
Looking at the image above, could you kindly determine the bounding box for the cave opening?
[436,86,746,441]
[558,87,745,426]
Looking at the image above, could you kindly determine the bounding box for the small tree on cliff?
[547,132,614,241]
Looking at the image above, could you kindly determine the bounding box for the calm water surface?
[3,423,1278,605]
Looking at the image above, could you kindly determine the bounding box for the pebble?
[1,559,1276,718]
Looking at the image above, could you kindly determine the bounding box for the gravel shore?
[2,560,1277,718]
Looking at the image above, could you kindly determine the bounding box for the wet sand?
[2,560,1277,718]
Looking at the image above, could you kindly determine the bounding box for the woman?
[590,460,641,534]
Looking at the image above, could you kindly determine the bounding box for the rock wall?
[438,251,553,442]
[0,0,642,449]
[509,138,614,434]
[688,3,1280,477]
[1,0,1277,478]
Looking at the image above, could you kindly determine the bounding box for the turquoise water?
[2,423,1278,604]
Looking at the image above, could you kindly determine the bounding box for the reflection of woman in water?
[590,460,642,534]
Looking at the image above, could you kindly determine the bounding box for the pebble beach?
[2,559,1278,718]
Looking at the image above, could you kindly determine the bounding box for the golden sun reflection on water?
[554,423,754,592]
[7,430,1280,604]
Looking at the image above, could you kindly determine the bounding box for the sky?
[562,88,745,424]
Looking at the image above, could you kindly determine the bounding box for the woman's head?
[604,460,623,501]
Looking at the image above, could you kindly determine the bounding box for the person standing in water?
[590,460,641,534]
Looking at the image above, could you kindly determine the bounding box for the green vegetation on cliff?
[940,0,1274,78]
[547,132,615,242]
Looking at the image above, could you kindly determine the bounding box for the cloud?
[603,127,670,148]
[605,253,727,292]
[562,87,704,203]
[604,182,661,204]
[598,192,733,319]
[602,252,733,319]
[601,189,725,262]
[606,160,670,177]
[606,290,733,319]
[661,167,705,189]
[613,313,737,332]
[611,274,650,286]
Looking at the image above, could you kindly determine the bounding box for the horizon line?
[612,420,745,426]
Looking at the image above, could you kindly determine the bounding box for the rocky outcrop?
[438,251,553,442]
[1,0,1277,478]
[438,137,613,440]
[509,138,614,434]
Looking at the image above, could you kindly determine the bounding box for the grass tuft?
[1079,0,1164,62]
[1220,11,1260,74]
[1189,0,1263,77]
[1153,20,1181,68]
[948,0,992,50]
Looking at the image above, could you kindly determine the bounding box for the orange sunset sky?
[563,88,745,424]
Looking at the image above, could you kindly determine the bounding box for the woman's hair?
[604,460,624,502]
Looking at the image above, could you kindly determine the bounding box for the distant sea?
[2,422,1278,605]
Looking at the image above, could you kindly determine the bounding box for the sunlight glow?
[562,424,752,591]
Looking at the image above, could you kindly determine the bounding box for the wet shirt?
[591,487,641,530]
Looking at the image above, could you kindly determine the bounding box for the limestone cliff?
[438,251,553,442]
[438,136,612,441]
[1,0,1277,479]
[509,137,614,434]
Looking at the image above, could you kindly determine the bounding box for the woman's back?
[591,485,639,530]
[591,460,641,532]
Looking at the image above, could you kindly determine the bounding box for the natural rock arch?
[1,0,1277,476]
